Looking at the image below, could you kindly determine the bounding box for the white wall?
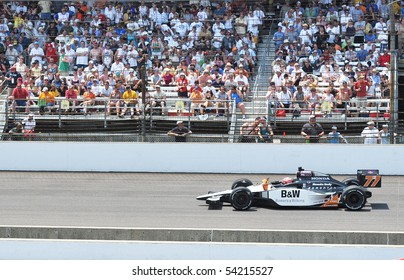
[1,239,403,260]
[1,142,403,175]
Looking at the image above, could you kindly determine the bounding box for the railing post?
[187,100,191,129]
[344,101,348,131]
[149,102,153,129]
[58,102,62,128]
[104,101,107,128]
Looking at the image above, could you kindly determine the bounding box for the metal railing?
[266,99,391,129]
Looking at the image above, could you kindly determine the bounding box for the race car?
[196,167,381,211]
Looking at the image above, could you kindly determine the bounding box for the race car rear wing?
[357,170,382,188]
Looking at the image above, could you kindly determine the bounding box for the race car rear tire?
[231,178,253,189]
[342,186,366,211]
[230,187,253,211]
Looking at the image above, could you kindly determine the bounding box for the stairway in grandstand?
[231,22,275,137]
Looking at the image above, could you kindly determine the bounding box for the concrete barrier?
[1,226,403,245]
[1,142,404,175]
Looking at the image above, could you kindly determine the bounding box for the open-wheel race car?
[197,168,381,211]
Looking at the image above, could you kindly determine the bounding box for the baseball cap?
[332,126,337,130]
[309,115,316,119]
[176,120,183,124]
[367,121,375,126]
[382,124,388,128]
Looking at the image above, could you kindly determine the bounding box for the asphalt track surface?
[0,172,403,232]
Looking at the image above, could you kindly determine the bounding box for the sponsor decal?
[311,177,330,180]
[281,190,300,198]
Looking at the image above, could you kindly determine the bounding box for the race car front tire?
[230,187,253,211]
[341,186,366,211]
[231,178,253,189]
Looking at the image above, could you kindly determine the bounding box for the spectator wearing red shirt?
[353,75,370,110]
[44,41,59,64]
[65,84,79,109]
[162,69,174,85]
[177,72,189,98]
[9,78,30,113]
[378,49,390,67]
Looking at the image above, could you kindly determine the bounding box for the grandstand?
[0,1,403,143]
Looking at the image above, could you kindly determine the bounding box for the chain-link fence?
[2,131,401,144]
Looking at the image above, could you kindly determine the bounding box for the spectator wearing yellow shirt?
[13,13,24,29]
[38,87,55,115]
[120,86,139,118]
[48,84,59,98]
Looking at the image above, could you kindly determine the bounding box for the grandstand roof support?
[389,2,397,143]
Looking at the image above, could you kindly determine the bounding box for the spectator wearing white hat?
[22,114,36,134]
[38,86,56,115]
[168,120,192,142]
[378,124,392,144]
[29,41,45,65]
[361,121,379,144]
[327,126,347,144]
[5,43,19,66]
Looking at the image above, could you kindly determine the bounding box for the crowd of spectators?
[0,0,268,118]
[267,0,404,118]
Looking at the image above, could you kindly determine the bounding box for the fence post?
[187,101,191,129]
[104,101,107,128]
[58,102,62,128]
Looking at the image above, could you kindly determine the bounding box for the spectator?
[151,85,166,115]
[8,122,24,141]
[58,48,70,76]
[107,88,122,117]
[273,26,285,49]
[361,121,379,144]
[177,72,189,99]
[29,41,45,65]
[9,77,30,113]
[121,85,139,118]
[240,117,261,143]
[378,124,392,144]
[65,84,78,111]
[301,115,324,143]
[13,56,29,80]
[228,85,246,119]
[327,126,347,144]
[167,120,192,142]
[5,65,22,95]
[22,113,36,134]
[38,87,55,115]
[258,117,274,143]
[321,88,335,118]
[189,85,205,115]
[5,43,19,66]
[82,85,96,116]
[353,75,370,111]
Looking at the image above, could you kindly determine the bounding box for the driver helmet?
[281,177,293,185]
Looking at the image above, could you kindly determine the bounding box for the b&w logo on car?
[281,190,300,198]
